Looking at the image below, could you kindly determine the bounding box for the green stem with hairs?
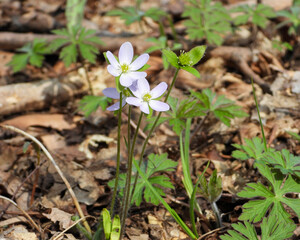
[110,93,123,216]
[120,112,144,238]
[129,68,180,202]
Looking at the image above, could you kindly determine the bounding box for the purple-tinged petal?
[140,102,150,114]
[130,54,149,71]
[119,42,133,65]
[106,51,119,68]
[106,100,127,111]
[129,80,139,92]
[138,78,150,94]
[128,71,147,81]
[150,82,168,99]
[120,74,133,87]
[107,65,121,77]
[149,100,170,112]
[107,102,121,111]
[103,88,120,99]
[126,97,142,107]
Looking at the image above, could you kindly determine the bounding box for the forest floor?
[0,0,299,239]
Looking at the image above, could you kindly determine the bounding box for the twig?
[197,227,225,240]
[51,216,93,240]
[0,195,41,233]
[0,125,92,234]
[0,160,46,219]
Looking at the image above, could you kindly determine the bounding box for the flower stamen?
[142,93,152,102]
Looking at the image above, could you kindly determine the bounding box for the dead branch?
[209,46,271,93]
[0,77,85,116]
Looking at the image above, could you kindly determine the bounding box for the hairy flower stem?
[211,201,222,228]
[130,68,180,202]
[120,112,144,237]
[110,93,123,216]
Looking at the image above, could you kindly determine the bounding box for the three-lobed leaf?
[237,163,300,224]
[108,153,177,206]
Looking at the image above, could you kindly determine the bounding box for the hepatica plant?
[102,41,206,240]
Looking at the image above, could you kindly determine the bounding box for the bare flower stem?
[129,68,180,202]
[120,112,143,238]
[110,93,123,216]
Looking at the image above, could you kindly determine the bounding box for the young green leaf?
[101,209,112,240]
[237,163,300,223]
[191,89,248,127]
[232,137,268,161]
[50,26,103,67]
[108,153,177,206]
[220,215,296,240]
[8,38,50,72]
[259,149,300,177]
[198,169,222,203]
[78,95,111,117]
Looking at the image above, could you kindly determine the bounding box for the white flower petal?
[129,80,138,92]
[106,51,120,69]
[130,54,149,71]
[138,78,150,94]
[103,88,120,99]
[149,100,170,112]
[126,97,142,107]
[119,42,133,65]
[107,65,121,77]
[128,71,147,81]
[140,102,150,114]
[120,73,133,87]
[150,82,168,99]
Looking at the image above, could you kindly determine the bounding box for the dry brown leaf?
[43,208,73,230]
[1,114,76,131]
[3,225,38,240]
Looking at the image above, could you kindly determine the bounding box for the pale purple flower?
[103,88,127,111]
[106,42,149,87]
[126,78,170,114]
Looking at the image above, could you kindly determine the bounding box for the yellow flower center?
[142,93,152,102]
[121,64,129,73]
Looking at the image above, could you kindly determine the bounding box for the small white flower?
[106,42,149,87]
[126,78,170,114]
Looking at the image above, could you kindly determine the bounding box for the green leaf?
[79,43,99,64]
[78,95,111,117]
[232,137,267,161]
[108,153,177,206]
[8,38,49,72]
[187,45,206,66]
[101,209,112,240]
[198,169,222,203]
[191,89,248,127]
[59,43,77,67]
[237,163,300,223]
[181,66,201,78]
[287,131,300,141]
[259,149,300,177]
[110,215,121,240]
[220,215,296,240]
[162,49,179,68]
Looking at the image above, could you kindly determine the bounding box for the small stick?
[0,125,91,234]
[0,195,41,233]
[51,216,93,240]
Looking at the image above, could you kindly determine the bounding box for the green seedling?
[220,214,296,240]
[182,0,232,45]
[232,4,276,28]
[277,3,300,35]
[8,38,51,72]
